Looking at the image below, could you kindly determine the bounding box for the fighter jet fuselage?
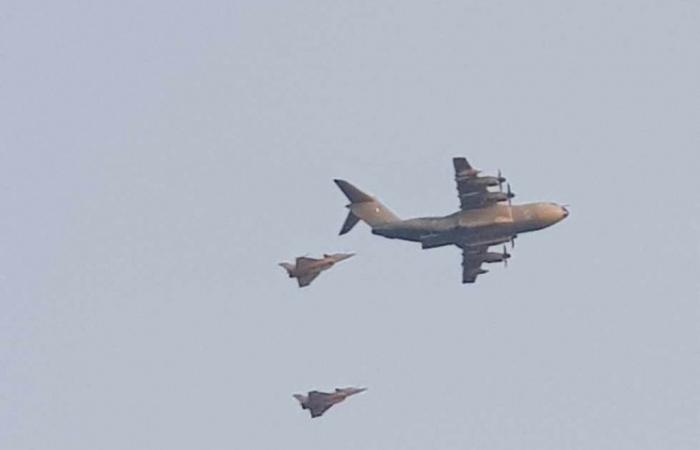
[279,253,354,287]
[293,387,366,418]
[284,258,335,278]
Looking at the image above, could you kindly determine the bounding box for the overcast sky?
[1,1,699,449]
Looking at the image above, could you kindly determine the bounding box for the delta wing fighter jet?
[293,387,367,418]
[279,253,354,287]
[334,157,568,283]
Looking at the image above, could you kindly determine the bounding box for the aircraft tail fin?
[278,262,295,276]
[292,394,308,408]
[334,179,400,235]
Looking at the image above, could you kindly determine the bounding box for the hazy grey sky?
[1,1,699,449]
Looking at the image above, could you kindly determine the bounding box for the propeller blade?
[503,245,508,268]
[498,169,503,192]
[507,183,513,206]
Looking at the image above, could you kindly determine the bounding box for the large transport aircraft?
[334,157,568,283]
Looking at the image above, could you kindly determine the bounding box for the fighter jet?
[279,253,354,287]
[293,387,367,418]
[334,157,569,283]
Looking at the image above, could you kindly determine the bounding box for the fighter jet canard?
[293,387,367,418]
[278,253,355,287]
[334,157,569,284]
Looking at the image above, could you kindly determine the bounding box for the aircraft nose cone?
[562,206,569,219]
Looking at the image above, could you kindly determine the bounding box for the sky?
[1,1,699,449]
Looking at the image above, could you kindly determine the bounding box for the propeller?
[506,183,514,206]
[498,169,504,192]
[511,235,516,249]
[503,245,509,268]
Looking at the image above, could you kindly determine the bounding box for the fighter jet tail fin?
[292,394,308,408]
[278,262,295,276]
[334,179,400,234]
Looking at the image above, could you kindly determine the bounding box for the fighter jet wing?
[295,257,319,271]
[309,404,333,418]
[306,391,334,417]
[307,391,331,400]
[460,246,488,284]
[297,272,320,287]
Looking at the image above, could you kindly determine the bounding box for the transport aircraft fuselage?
[372,202,567,248]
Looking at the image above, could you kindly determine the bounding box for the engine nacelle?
[456,175,503,187]
[455,168,481,179]
[459,191,514,205]
[482,252,511,264]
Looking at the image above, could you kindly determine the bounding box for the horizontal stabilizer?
[340,211,360,235]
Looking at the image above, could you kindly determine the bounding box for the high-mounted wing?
[460,246,489,284]
[453,157,511,211]
[297,272,320,287]
[458,240,513,283]
[454,157,488,211]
